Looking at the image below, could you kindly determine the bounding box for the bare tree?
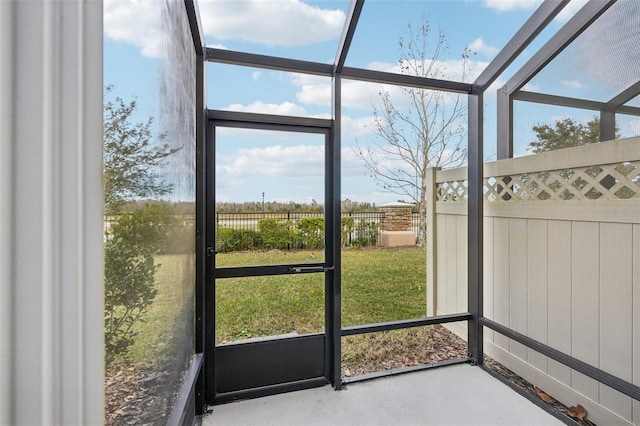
[356,21,470,246]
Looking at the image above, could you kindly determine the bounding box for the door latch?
[207,247,216,257]
[289,266,334,273]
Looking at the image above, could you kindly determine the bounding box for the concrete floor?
[202,364,564,426]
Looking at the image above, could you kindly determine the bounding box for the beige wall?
[429,137,640,426]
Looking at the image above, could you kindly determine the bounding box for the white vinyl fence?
[426,136,640,426]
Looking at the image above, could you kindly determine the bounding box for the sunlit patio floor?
[202,364,564,425]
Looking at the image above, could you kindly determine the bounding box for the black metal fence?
[214,211,420,252]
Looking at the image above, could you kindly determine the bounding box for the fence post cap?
[379,201,415,209]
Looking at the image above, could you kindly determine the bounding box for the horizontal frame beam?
[480,365,580,425]
[205,47,334,76]
[205,51,472,94]
[514,91,640,116]
[342,358,471,385]
[214,263,327,279]
[207,109,333,130]
[514,90,604,111]
[481,318,640,401]
[607,80,640,110]
[341,66,472,93]
[214,377,328,404]
[341,313,473,336]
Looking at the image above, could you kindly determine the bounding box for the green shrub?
[110,202,178,252]
[164,224,195,254]
[341,217,355,247]
[297,217,324,249]
[104,237,158,368]
[258,218,295,249]
[104,202,179,368]
[352,219,379,247]
[216,226,262,252]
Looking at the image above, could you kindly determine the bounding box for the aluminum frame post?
[600,109,616,141]
[330,74,343,390]
[496,87,512,160]
[467,92,484,365]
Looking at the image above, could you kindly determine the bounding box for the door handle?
[289,266,334,273]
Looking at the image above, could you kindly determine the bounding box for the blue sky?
[104,0,620,206]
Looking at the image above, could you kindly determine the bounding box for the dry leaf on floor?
[534,386,554,403]
[568,404,587,421]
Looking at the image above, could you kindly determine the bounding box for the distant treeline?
[121,199,195,214]
[216,199,380,213]
[119,198,418,213]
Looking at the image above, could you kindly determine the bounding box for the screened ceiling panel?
[525,0,640,103]
[343,0,543,84]
[198,0,351,64]
[625,93,640,109]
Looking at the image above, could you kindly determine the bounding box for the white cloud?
[628,119,640,135]
[342,80,388,110]
[218,99,373,139]
[291,74,332,106]
[555,0,589,23]
[467,38,499,58]
[291,73,386,110]
[219,144,324,179]
[342,116,376,139]
[379,56,488,84]
[483,0,541,12]
[198,0,345,47]
[104,0,343,57]
[222,101,309,116]
[561,79,585,89]
[341,147,372,179]
[104,0,164,58]
[342,191,400,205]
[252,71,262,81]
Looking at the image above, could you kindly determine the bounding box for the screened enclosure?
[100,0,640,424]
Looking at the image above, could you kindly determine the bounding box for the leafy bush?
[297,217,324,249]
[104,236,158,368]
[213,216,380,252]
[258,218,295,249]
[104,202,180,368]
[216,226,262,252]
[164,224,195,254]
[109,202,178,252]
[340,217,355,247]
[352,219,379,247]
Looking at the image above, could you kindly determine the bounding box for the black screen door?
[205,111,339,402]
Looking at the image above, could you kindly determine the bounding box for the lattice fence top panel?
[436,179,468,202]
[436,160,640,202]
[487,161,640,201]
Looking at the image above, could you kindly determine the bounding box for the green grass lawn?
[215,246,426,343]
[342,247,426,326]
[121,246,426,363]
[126,254,195,364]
